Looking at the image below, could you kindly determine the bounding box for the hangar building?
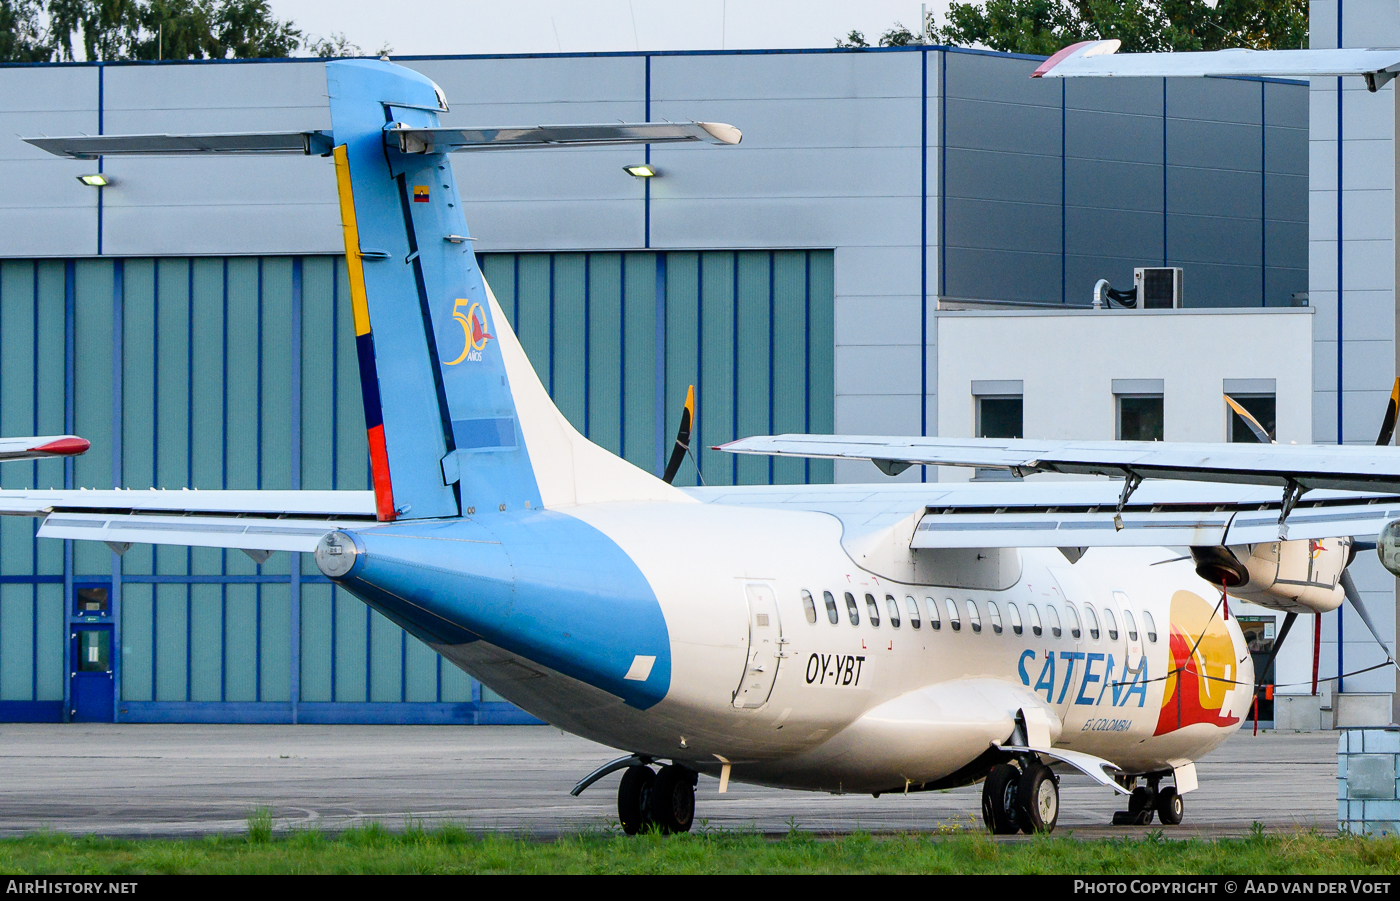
[0,36,1344,725]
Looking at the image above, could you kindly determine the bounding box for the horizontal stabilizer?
[391,121,741,154]
[1033,40,1400,90]
[24,131,333,160]
[25,122,739,160]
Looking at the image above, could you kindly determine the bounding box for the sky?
[267,0,954,57]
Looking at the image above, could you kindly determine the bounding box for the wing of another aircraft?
[718,434,1400,494]
[1030,39,1400,90]
[0,436,89,461]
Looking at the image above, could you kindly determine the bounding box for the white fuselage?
[436,500,1253,794]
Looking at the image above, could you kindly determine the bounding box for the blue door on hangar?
[70,586,114,722]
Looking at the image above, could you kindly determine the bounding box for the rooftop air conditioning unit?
[1133,267,1183,309]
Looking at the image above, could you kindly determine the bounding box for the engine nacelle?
[1191,538,1349,614]
[1378,520,1400,578]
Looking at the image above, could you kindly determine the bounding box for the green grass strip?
[0,819,1397,874]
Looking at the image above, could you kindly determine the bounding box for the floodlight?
[623,165,657,178]
[76,173,111,187]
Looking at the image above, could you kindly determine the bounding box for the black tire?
[1156,786,1184,826]
[1014,763,1059,834]
[980,763,1020,835]
[649,765,697,834]
[1128,786,1155,822]
[618,765,655,835]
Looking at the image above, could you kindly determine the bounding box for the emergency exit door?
[734,583,784,709]
[70,625,114,722]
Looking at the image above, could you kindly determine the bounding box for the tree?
[306,31,392,59]
[30,0,302,61]
[929,0,1308,55]
[835,21,922,48]
[0,0,53,61]
[838,1,1307,55]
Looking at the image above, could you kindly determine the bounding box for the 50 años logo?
[446,299,494,365]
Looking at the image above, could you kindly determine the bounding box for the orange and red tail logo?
[1153,590,1241,735]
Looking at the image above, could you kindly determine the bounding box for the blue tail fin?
[326,60,685,520]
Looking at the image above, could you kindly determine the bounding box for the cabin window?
[1046,605,1062,638]
[1122,608,1139,642]
[944,598,961,632]
[1007,602,1023,635]
[801,590,818,624]
[865,593,881,627]
[1103,606,1119,641]
[925,598,941,630]
[905,596,921,629]
[886,595,901,629]
[1027,604,1042,637]
[987,600,1003,634]
[823,591,840,625]
[1084,605,1100,641]
[845,592,860,626]
[1065,604,1082,640]
[1142,610,1158,643]
[966,600,982,634]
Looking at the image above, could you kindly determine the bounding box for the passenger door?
[733,583,783,709]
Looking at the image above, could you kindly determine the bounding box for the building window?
[973,380,1023,480]
[1227,394,1276,443]
[977,396,1023,439]
[1112,379,1164,441]
[1117,396,1164,441]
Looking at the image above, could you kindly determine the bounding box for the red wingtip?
[1032,40,1100,78]
[33,437,90,456]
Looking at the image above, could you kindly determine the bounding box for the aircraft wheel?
[618,765,655,835]
[650,765,697,834]
[1156,786,1184,826]
[1015,763,1059,834]
[981,763,1021,834]
[1128,786,1155,824]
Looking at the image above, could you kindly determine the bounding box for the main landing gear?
[618,764,698,835]
[982,759,1059,834]
[1111,777,1185,826]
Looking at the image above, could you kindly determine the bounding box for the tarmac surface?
[0,724,1339,839]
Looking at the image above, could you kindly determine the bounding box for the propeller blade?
[1377,377,1400,446]
[1224,394,1273,444]
[1340,569,1395,662]
[1252,611,1296,689]
[662,385,696,485]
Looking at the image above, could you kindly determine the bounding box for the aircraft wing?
[717,434,1400,494]
[0,489,377,555]
[1030,39,1400,89]
[707,436,1400,546]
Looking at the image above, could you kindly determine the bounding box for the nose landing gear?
[617,763,697,835]
[981,759,1060,834]
[1111,777,1185,826]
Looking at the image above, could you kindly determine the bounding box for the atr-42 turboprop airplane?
[17,57,1400,836]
